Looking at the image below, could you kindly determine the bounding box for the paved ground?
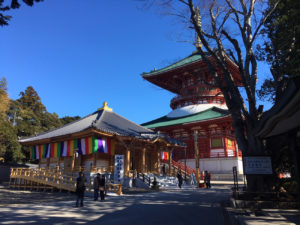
[225,207,300,225]
[0,184,231,225]
[1,184,299,225]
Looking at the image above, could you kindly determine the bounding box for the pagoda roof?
[19,105,183,146]
[142,107,230,129]
[142,52,205,77]
[142,52,241,94]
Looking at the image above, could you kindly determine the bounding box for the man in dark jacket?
[99,175,106,201]
[177,172,183,188]
[75,172,86,207]
[93,173,100,200]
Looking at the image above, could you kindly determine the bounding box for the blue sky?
[0,0,271,124]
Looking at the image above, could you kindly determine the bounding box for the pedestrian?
[177,171,183,188]
[93,173,100,201]
[162,164,166,176]
[204,171,211,188]
[99,174,106,201]
[75,171,87,207]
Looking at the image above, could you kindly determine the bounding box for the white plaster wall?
[180,157,244,174]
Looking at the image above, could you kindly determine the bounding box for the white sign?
[244,157,272,174]
[114,155,124,182]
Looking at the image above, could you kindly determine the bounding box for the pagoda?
[141,52,244,175]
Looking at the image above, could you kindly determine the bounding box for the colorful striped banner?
[50,143,55,158]
[45,144,50,158]
[30,136,113,159]
[161,152,169,160]
[31,146,36,160]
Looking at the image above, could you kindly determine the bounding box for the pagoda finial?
[98,101,113,112]
[195,7,202,49]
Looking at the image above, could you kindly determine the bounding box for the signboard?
[114,155,124,182]
[244,157,272,174]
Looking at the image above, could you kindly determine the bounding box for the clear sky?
[0,0,271,124]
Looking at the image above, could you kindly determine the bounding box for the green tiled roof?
[142,107,230,129]
[142,52,204,77]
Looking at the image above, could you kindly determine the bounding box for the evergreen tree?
[0,77,9,118]
[257,0,300,103]
[60,116,81,125]
[0,77,23,162]
[0,120,24,162]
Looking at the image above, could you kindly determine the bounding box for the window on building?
[211,138,223,148]
[227,139,233,148]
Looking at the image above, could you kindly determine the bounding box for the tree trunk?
[289,132,300,203]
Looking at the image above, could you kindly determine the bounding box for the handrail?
[10,167,76,192]
[137,173,152,186]
[9,167,122,195]
[169,160,205,180]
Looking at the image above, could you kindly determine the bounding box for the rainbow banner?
[161,152,169,160]
[93,137,112,154]
[30,136,114,159]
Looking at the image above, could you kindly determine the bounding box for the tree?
[144,0,281,191]
[0,0,43,26]
[7,86,63,137]
[0,120,24,162]
[0,77,23,162]
[60,116,81,126]
[0,77,9,118]
[257,0,300,103]
[7,86,63,160]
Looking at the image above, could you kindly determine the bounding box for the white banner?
[114,155,124,182]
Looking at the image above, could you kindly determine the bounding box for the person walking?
[177,172,183,189]
[162,164,166,176]
[93,173,100,201]
[75,172,87,207]
[204,171,211,188]
[99,174,106,201]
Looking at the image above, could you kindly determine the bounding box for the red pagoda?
[142,52,244,176]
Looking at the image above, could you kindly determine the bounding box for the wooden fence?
[9,167,122,195]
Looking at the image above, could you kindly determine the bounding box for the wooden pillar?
[194,130,200,187]
[224,137,228,157]
[142,148,146,173]
[71,151,76,172]
[156,145,161,174]
[124,149,131,176]
[109,154,114,173]
[150,151,156,173]
[168,147,172,176]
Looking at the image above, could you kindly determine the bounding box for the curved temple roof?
[19,107,184,146]
[142,107,230,129]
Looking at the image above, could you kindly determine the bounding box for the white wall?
[180,157,244,174]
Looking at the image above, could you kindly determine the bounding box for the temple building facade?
[19,102,182,183]
[142,52,244,175]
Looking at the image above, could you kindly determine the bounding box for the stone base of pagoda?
[179,157,244,177]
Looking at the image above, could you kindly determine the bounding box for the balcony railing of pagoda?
[199,151,242,158]
[171,93,223,107]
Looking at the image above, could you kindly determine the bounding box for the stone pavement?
[0,184,230,225]
[1,183,299,225]
[225,207,300,225]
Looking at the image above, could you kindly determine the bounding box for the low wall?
[179,157,244,178]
